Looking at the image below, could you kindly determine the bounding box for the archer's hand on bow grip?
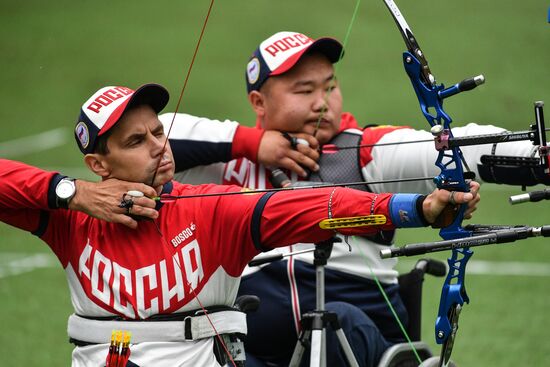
[424,181,481,228]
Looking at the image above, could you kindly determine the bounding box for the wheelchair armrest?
[414,258,447,277]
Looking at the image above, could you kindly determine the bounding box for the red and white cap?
[74,84,169,154]
[245,31,344,93]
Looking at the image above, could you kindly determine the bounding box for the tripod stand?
[288,237,360,367]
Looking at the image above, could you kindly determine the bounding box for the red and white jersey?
[158,112,263,172]
[0,158,401,366]
[176,112,539,283]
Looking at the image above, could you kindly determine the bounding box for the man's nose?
[312,90,329,112]
[151,135,167,156]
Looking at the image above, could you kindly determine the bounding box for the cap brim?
[98,83,170,136]
[271,37,344,76]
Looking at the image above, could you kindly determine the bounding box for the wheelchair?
[377,258,457,367]
[235,258,453,367]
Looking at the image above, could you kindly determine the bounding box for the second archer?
[173,31,547,367]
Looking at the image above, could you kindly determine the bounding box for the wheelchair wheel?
[418,356,458,367]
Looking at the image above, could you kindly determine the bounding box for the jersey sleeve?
[187,183,424,275]
[360,123,540,194]
[254,189,428,248]
[0,159,60,232]
[254,188,397,248]
[160,113,263,171]
[231,125,264,162]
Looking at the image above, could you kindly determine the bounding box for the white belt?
[68,311,247,344]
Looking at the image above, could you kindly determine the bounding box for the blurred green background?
[1,0,549,365]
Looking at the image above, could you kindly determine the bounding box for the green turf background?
[1,0,549,365]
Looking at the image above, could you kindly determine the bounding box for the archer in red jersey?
[0,83,479,366]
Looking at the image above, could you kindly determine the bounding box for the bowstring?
[148,1,238,365]
[150,0,215,188]
[152,226,238,366]
[324,0,421,361]
[312,0,361,139]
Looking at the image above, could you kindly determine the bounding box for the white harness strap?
[68,311,247,344]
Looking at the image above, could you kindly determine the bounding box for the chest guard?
[309,131,369,191]
[309,130,395,245]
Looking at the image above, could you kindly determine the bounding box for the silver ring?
[449,191,457,205]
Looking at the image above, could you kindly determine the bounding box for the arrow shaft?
[158,176,434,201]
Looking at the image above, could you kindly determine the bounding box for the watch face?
[56,180,75,200]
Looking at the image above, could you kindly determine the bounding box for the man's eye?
[128,138,143,147]
[296,89,312,94]
[326,82,338,92]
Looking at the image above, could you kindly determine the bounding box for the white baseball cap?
[74,84,169,154]
[245,31,344,93]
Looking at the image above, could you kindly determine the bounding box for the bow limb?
[381,1,485,365]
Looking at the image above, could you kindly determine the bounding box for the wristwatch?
[55,177,76,209]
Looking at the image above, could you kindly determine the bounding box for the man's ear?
[84,154,111,178]
[248,91,266,118]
